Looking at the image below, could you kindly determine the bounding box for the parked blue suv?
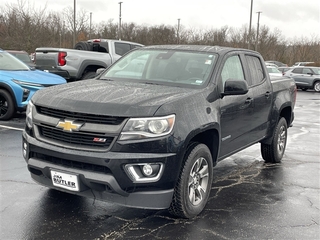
[0,49,66,120]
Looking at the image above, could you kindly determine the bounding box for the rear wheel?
[169,143,213,218]
[261,117,287,163]
[313,81,320,92]
[81,71,96,80]
[301,88,308,91]
[0,89,15,120]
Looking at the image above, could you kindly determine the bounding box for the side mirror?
[95,68,105,77]
[222,79,249,97]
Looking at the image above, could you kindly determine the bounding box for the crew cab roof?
[142,45,258,55]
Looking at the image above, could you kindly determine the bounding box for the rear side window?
[245,55,265,85]
[115,42,131,56]
[292,68,302,74]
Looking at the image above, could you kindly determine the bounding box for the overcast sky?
[2,0,320,40]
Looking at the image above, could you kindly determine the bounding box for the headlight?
[119,114,175,140]
[12,79,43,87]
[26,101,34,128]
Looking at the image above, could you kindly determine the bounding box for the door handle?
[245,98,253,104]
[265,92,271,98]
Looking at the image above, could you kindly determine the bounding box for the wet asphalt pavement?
[0,90,319,240]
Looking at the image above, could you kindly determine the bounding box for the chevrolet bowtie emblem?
[56,119,83,132]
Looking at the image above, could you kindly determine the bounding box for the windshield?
[0,52,30,71]
[99,49,217,88]
[10,52,32,63]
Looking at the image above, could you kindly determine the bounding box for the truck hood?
[0,69,66,85]
[32,79,199,116]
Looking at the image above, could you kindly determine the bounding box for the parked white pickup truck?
[35,39,143,81]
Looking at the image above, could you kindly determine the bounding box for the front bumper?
[22,131,177,209]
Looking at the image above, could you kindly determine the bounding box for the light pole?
[89,12,92,39]
[255,11,262,51]
[248,0,253,49]
[73,0,76,46]
[177,18,181,44]
[119,2,123,40]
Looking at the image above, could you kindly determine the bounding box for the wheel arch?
[0,83,18,109]
[76,60,109,79]
[279,105,293,127]
[261,105,292,145]
[182,125,220,167]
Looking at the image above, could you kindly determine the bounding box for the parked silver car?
[266,66,282,77]
[284,67,320,92]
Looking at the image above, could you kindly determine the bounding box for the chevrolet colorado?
[23,45,296,218]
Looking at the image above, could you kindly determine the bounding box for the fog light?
[22,142,27,158]
[124,163,164,183]
[142,164,153,176]
[22,88,30,101]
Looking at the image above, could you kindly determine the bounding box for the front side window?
[302,68,312,74]
[99,49,217,88]
[221,55,245,87]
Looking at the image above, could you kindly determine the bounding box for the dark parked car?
[284,67,320,92]
[5,50,36,68]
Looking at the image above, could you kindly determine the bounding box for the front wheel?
[313,81,320,92]
[0,89,15,120]
[169,143,213,218]
[261,117,288,163]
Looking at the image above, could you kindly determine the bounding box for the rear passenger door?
[244,54,273,140]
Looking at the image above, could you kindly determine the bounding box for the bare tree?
[0,1,319,66]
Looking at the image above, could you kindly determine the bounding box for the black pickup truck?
[22,45,297,218]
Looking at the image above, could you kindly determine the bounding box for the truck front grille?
[38,125,114,149]
[36,106,125,125]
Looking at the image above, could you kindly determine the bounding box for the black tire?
[169,143,213,218]
[313,81,320,92]
[0,89,15,120]
[81,71,96,80]
[301,88,308,91]
[74,41,92,51]
[261,117,287,163]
